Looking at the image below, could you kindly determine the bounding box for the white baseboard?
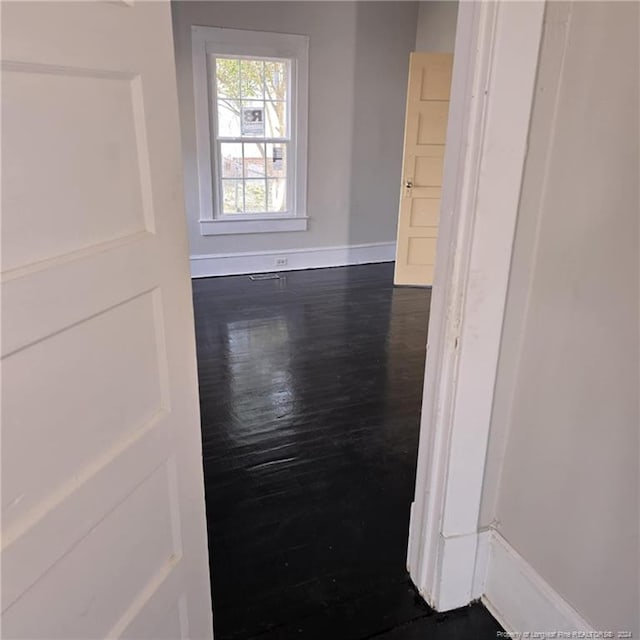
[482,531,594,633]
[189,242,396,278]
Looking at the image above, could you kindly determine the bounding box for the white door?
[394,53,453,286]
[1,2,213,638]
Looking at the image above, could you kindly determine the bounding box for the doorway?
[193,264,432,637]
[172,1,502,637]
[191,263,501,638]
[0,0,554,637]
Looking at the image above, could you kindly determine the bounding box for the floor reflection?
[225,316,296,431]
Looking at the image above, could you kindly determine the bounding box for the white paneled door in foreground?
[1,2,212,638]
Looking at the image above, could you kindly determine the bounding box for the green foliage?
[215,57,287,138]
[215,57,287,100]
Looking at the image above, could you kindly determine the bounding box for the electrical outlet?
[274,257,288,267]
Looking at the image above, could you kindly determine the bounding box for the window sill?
[200,216,308,236]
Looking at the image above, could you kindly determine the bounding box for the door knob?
[405,180,413,189]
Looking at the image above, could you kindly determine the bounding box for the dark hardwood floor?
[192,262,501,639]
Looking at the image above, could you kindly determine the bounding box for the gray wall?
[415,1,458,52]
[171,1,418,257]
[481,1,639,633]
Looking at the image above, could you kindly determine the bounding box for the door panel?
[417,103,449,144]
[410,199,441,228]
[1,2,212,638]
[394,53,453,286]
[415,155,444,187]
[419,56,453,101]
[2,67,148,271]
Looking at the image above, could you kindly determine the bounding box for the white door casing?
[407,0,545,611]
[1,2,213,638]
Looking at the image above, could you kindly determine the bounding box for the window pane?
[212,54,296,218]
[266,144,287,177]
[220,143,243,178]
[217,100,241,137]
[215,58,240,99]
[244,180,266,212]
[267,179,287,212]
[240,100,265,138]
[222,180,244,214]
[243,143,265,178]
[265,101,287,138]
[264,61,287,101]
[240,59,264,99]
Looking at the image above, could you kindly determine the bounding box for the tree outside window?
[213,57,289,214]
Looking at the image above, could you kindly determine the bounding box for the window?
[215,58,289,215]
[191,27,309,235]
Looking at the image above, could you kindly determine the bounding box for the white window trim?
[191,26,309,235]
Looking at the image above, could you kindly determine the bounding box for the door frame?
[407,0,546,611]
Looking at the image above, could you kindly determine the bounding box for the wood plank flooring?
[192,263,501,639]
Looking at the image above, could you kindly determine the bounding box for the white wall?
[481,1,639,633]
[415,1,458,52]
[171,1,418,264]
